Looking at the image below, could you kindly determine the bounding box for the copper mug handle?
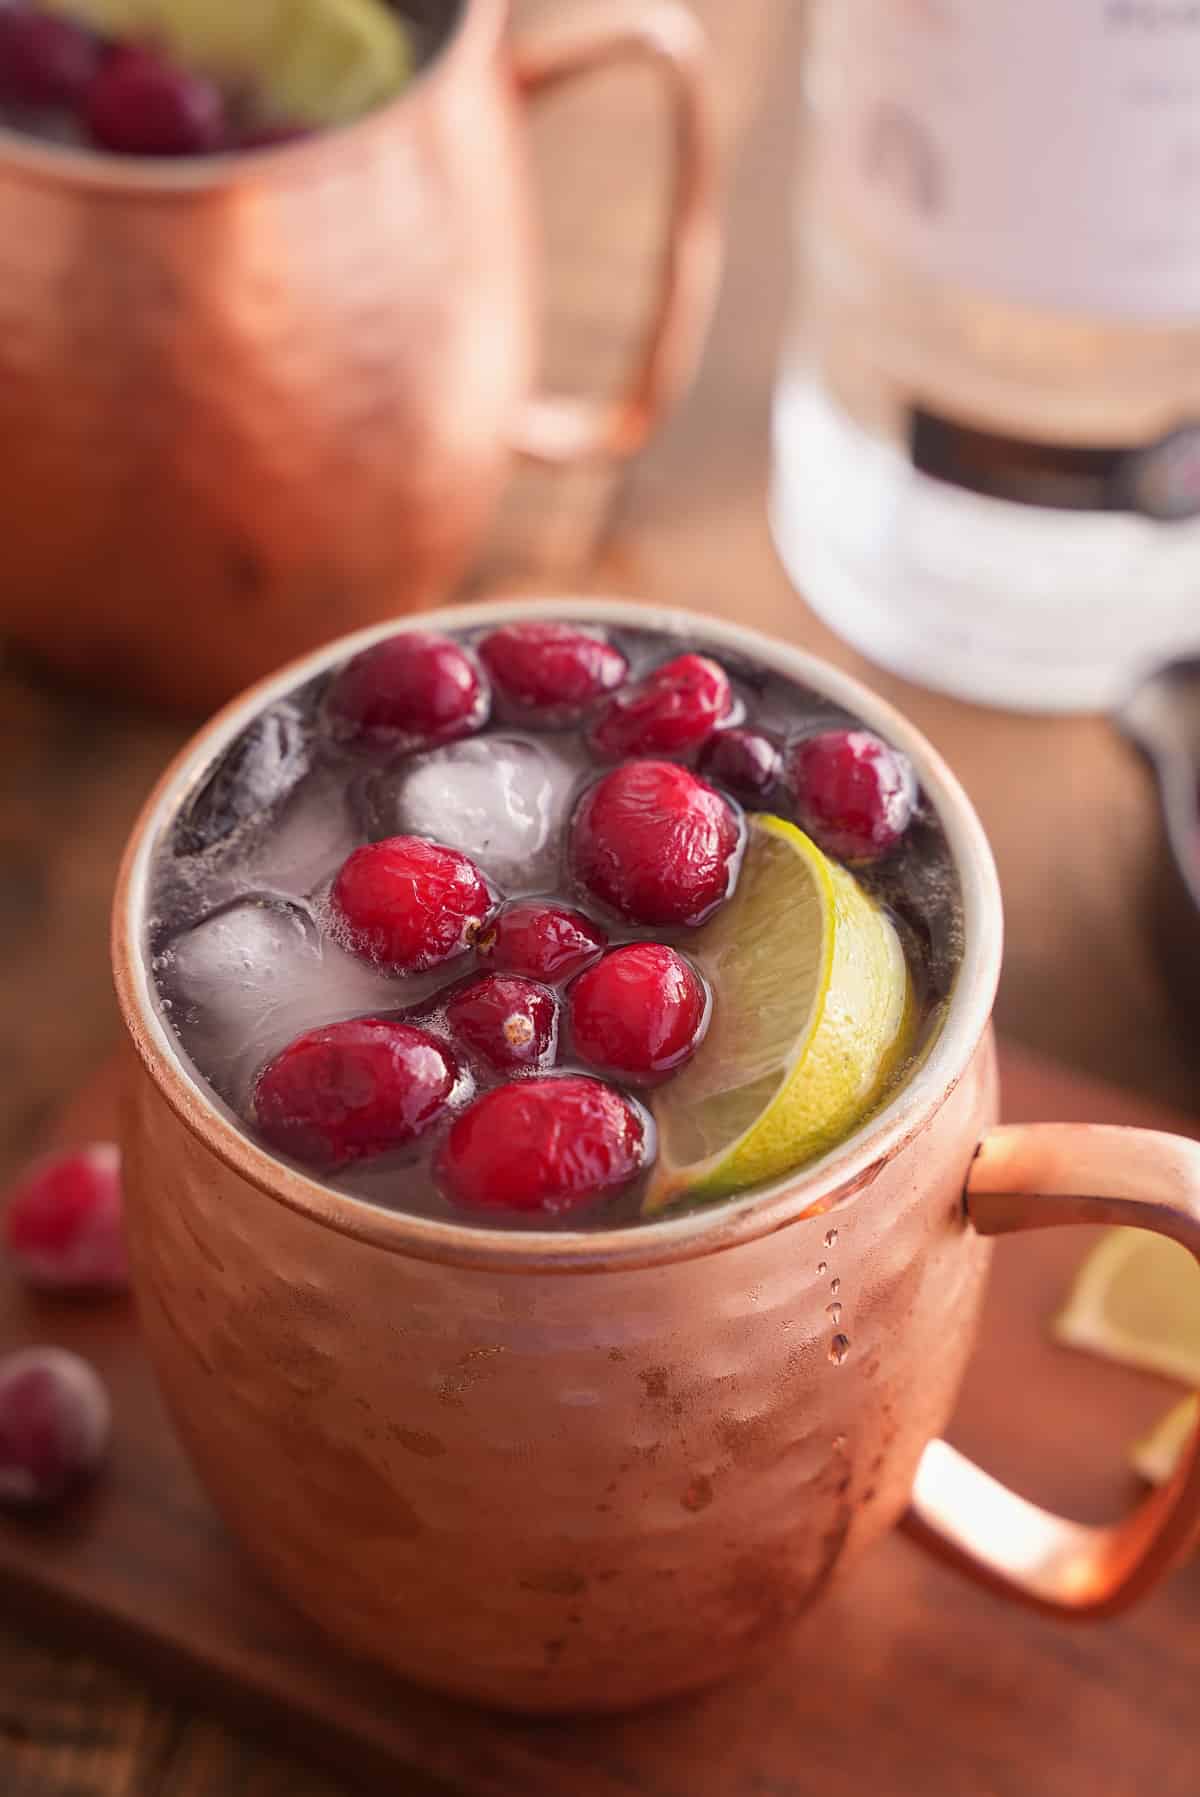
[510,0,720,464]
[905,1124,1200,1615]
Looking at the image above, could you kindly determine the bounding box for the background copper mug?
[0,2,719,713]
[112,600,1200,1715]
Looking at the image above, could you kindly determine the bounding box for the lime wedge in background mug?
[42,0,413,124]
[1133,1396,1198,1487]
[645,815,913,1214]
[1054,1227,1200,1386]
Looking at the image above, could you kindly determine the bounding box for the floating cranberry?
[699,727,782,805]
[788,729,916,862]
[3,1144,126,1295]
[444,974,557,1073]
[571,760,741,927]
[254,1019,458,1171]
[325,632,488,752]
[330,836,493,973]
[86,46,227,157]
[475,900,607,983]
[437,1077,645,1215]
[589,653,733,759]
[0,7,99,109]
[569,944,708,1083]
[478,622,628,725]
[0,1348,110,1509]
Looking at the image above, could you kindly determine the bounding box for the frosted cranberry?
[571,761,741,927]
[478,622,627,724]
[0,8,99,108]
[589,653,733,759]
[325,632,488,751]
[331,836,493,973]
[699,727,782,804]
[569,944,708,1083]
[3,1144,126,1295]
[788,729,916,861]
[86,46,227,157]
[475,900,607,983]
[254,1019,457,1171]
[0,1348,110,1509]
[444,974,557,1073]
[437,1077,644,1215]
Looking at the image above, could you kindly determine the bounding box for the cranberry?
[437,1076,644,1215]
[85,46,227,157]
[444,974,557,1073]
[589,653,733,759]
[325,632,489,752]
[699,727,782,804]
[475,900,607,983]
[0,1348,110,1509]
[788,729,916,861]
[3,1144,126,1295]
[571,761,741,927]
[478,622,628,725]
[0,7,99,109]
[569,944,708,1083]
[254,1019,458,1171]
[331,836,493,973]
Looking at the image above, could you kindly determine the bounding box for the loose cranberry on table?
[86,45,227,158]
[788,729,916,862]
[475,900,607,983]
[437,1076,645,1215]
[569,944,708,1083]
[589,653,733,759]
[0,6,99,109]
[478,622,628,725]
[699,727,782,805]
[325,632,489,752]
[254,1019,458,1172]
[571,760,741,927]
[331,835,493,973]
[443,973,557,1073]
[0,1347,110,1510]
[3,1144,127,1295]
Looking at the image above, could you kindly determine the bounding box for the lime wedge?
[1132,1396,1198,1486]
[645,815,913,1213]
[43,0,413,125]
[1054,1228,1200,1386]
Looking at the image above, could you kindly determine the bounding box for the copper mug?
[112,599,1200,1715]
[0,2,718,713]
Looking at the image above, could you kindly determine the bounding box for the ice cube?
[369,735,587,895]
[240,764,365,900]
[161,896,427,1107]
[175,703,309,856]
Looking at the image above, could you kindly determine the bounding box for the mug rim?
[0,0,488,194]
[112,596,1004,1274]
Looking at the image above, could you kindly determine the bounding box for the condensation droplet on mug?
[826,1302,843,1326]
[832,1433,847,1454]
[828,1333,851,1366]
[817,1261,828,1276]
[830,1276,841,1296]
[824,1229,839,1249]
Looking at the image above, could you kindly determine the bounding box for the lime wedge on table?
[1132,1396,1198,1487]
[1054,1228,1200,1387]
[43,0,413,125]
[645,815,913,1214]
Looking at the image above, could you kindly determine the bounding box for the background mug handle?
[510,0,721,464]
[905,1124,1200,1616]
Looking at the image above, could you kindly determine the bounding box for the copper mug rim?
[0,0,489,194]
[111,597,1004,1275]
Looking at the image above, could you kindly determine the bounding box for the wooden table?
[1,2,1196,1792]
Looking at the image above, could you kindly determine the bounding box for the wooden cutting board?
[2,1042,1198,1797]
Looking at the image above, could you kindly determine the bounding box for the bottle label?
[824,0,1200,318]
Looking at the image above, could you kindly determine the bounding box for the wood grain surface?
[1,0,1198,1791]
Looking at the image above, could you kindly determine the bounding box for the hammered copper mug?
[0,2,718,712]
[112,599,1200,1715]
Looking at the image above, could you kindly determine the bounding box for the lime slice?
[645,815,913,1213]
[1054,1228,1200,1386]
[1132,1396,1198,1486]
[44,0,413,125]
